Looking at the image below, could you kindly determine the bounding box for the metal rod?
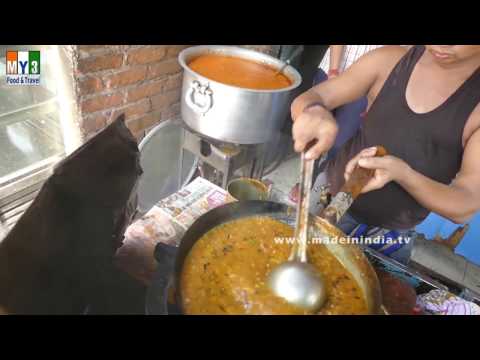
[291,153,314,262]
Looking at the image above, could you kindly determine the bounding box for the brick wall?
[70,45,277,142]
[242,45,279,57]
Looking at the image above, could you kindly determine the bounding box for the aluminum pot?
[178,46,302,145]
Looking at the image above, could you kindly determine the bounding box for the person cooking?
[289,45,385,203]
[291,45,480,263]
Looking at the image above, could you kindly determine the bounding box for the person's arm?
[328,45,344,78]
[291,47,400,160]
[345,128,480,224]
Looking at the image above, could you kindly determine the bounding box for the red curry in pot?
[188,54,292,90]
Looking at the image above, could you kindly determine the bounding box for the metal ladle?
[268,146,388,313]
[274,46,303,76]
[267,151,327,312]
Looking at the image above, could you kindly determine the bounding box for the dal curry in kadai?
[188,54,292,90]
[181,217,368,315]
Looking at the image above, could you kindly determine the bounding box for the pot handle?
[185,80,213,115]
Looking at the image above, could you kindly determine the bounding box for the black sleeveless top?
[327,45,480,230]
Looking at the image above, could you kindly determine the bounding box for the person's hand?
[328,69,340,79]
[292,106,338,160]
[344,146,411,193]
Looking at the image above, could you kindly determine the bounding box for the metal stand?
[179,128,267,189]
[178,129,185,190]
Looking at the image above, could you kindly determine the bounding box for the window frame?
[0,44,79,236]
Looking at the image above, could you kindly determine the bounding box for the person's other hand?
[344,146,411,193]
[292,106,338,160]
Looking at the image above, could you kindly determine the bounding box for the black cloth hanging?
[0,114,143,314]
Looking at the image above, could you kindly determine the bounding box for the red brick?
[150,89,181,111]
[126,79,165,102]
[78,45,105,51]
[126,118,143,134]
[127,46,167,65]
[82,113,108,133]
[139,111,162,129]
[78,76,104,95]
[147,58,181,80]
[163,73,183,91]
[126,111,162,134]
[161,102,181,120]
[112,99,151,121]
[119,45,143,51]
[81,92,124,114]
[242,45,275,55]
[78,45,118,51]
[78,53,123,74]
[77,45,118,59]
[105,66,147,89]
[166,45,189,58]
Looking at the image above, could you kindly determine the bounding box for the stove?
[179,126,268,189]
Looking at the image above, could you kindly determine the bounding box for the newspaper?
[115,177,230,284]
[156,176,230,232]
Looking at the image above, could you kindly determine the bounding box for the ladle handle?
[291,152,314,262]
[290,143,327,263]
[275,46,303,75]
[320,146,388,224]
